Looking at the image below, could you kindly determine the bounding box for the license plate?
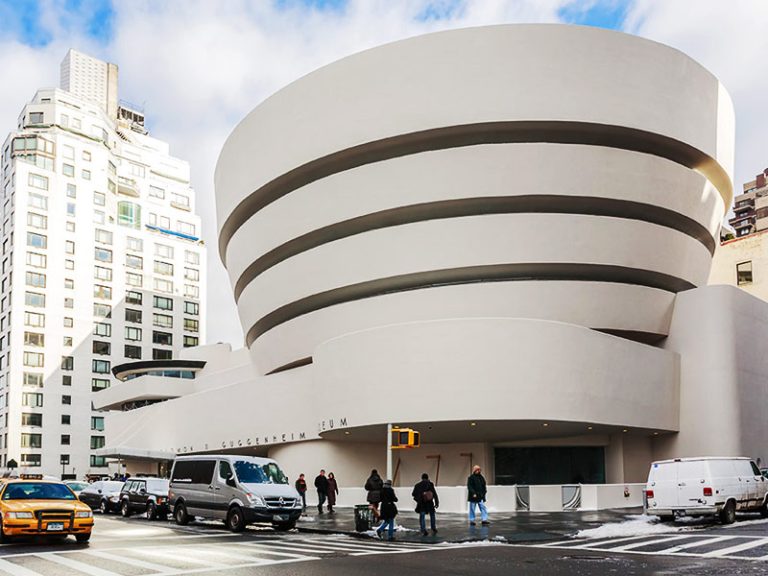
[46,523,64,531]
[274,515,286,521]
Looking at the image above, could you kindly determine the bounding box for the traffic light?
[391,427,420,449]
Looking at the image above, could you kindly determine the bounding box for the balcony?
[117,176,139,197]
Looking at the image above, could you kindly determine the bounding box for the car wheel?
[146,502,157,521]
[657,514,674,523]
[720,500,736,524]
[0,522,8,543]
[174,503,190,526]
[75,533,91,544]
[760,498,768,518]
[99,500,109,514]
[121,500,131,518]
[273,521,296,532]
[226,506,246,532]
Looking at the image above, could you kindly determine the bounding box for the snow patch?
[438,540,506,547]
[576,514,685,539]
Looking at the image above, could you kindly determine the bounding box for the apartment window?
[153,349,173,360]
[126,272,142,287]
[22,393,43,407]
[93,210,105,224]
[28,193,47,210]
[184,268,199,281]
[23,352,44,367]
[125,309,142,323]
[92,359,110,374]
[25,292,45,308]
[92,341,111,355]
[83,150,91,161]
[94,266,112,281]
[60,356,73,370]
[152,331,172,346]
[21,413,42,427]
[64,297,73,309]
[23,373,43,387]
[93,191,106,206]
[90,456,106,467]
[26,252,47,268]
[124,345,141,359]
[66,221,75,232]
[60,454,70,465]
[91,417,105,431]
[184,301,199,315]
[95,229,113,244]
[149,185,165,199]
[26,272,46,288]
[20,454,41,467]
[185,251,200,265]
[155,244,173,259]
[125,327,142,341]
[172,193,190,208]
[28,112,44,124]
[129,163,145,178]
[126,291,142,305]
[154,261,173,276]
[153,296,173,310]
[62,395,71,405]
[82,169,91,180]
[27,212,47,230]
[94,285,112,300]
[94,247,112,262]
[184,284,199,299]
[61,415,70,425]
[20,434,42,448]
[153,313,173,328]
[27,232,47,249]
[154,279,173,293]
[93,323,111,337]
[23,332,44,347]
[66,183,76,198]
[126,254,143,269]
[62,375,71,386]
[118,201,141,229]
[63,317,73,328]
[92,378,110,391]
[28,173,48,190]
[62,163,75,177]
[60,435,70,446]
[65,259,74,270]
[65,278,74,289]
[737,261,753,285]
[177,221,196,236]
[127,237,143,252]
[63,336,73,347]
[65,240,75,255]
[66,203,76,217]
[62,145,75,160]
[183,335,199,347]
[94,303,112,318]
[184,318,199,333]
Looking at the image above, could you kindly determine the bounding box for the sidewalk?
[296,506,645,544]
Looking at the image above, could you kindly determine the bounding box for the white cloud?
[0,0,762,346]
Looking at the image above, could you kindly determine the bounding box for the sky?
[0,0,765,347]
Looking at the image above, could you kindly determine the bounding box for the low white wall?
[305,483,645,513]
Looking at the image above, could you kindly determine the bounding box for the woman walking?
[365,469,384,519]
[326,472,339,513]
[376,479,398,541]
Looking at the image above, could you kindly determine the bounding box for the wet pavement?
[296,506,647,543]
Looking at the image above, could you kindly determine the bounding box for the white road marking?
[0,557,42,576]
[135,546,228,568]
[85,549,177,573]
[656,535,739,554]
[566,534,661,549]
[37,552,122,576]
[236,541,338,554]
[701,537,768,558]
[610,534,693,551]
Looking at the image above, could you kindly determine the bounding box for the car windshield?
[104,481,125,492]
[3,483,75,500]
[233,461,288,484]
[67,482,89,491]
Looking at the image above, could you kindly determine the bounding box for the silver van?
[168,454,302,531]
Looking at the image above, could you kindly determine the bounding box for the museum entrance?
[494,446,605,485]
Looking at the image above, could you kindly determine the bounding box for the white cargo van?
[646,457,768,524]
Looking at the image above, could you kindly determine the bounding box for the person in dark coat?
[295,473,307,512]
[467,464,489,525]
[326,472,339,513]
[375,479,398,540]
[314,469,329,514]
[365,469,384,518]
[412,472,439,535]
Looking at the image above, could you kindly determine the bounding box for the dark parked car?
[78,480,126,513]
[119,477,170,520]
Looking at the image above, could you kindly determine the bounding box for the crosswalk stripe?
[701,537,768,557]
[37,553,122,576]
[0,558,41,576]
[656,535,739,554]
[293,537,423,552]
[566,534,663,549]
[227,544,321,560]
[236,541,338,554]
[85,549,177,573]
[136,546,228,568]
[609,534,693,552]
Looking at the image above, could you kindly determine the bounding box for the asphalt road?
[0,513,765,575]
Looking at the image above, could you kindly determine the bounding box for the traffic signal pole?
[386,423,393,483]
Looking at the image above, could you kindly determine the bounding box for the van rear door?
[649,461,678,509]
[171,459,216,517]
[676,459,708,508]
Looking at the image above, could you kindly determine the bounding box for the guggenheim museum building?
[97,24,768,497]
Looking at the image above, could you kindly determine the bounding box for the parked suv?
[646,457,768,523]
[119,477,170,520]
[169,455,302,532]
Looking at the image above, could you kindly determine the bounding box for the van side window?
[171,460,216,484]
[752,462,762,476]
[219,461,233,480]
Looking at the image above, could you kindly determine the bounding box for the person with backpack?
[375,479,398,540]
[365,469,384,519]
[412,472,439,536]
[467,464,489,526]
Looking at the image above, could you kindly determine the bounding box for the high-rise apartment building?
[0,49,205,477]
[728,167,768,237]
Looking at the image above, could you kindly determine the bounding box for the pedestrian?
[365,469,384,519]
[327,472,339,513]
[375,479,398,541]
[314,469,329,514]
[412,472,439,536]
[295,473,307,512]
[467,464,489,526]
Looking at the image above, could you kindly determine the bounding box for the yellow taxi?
[0,475,93,542]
